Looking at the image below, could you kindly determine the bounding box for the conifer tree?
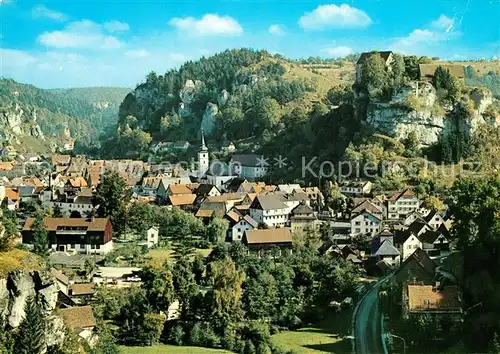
[15,296,46,354]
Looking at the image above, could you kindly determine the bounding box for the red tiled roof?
[23,217,109,231]
[244,228,292,245]
[168,194,196,206]
[407,285,460,311]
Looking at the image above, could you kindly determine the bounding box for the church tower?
[198,130,209,178]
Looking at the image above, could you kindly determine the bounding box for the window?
[237,228,241,232]
[355,228,361,233]
[96,244,100,249]
[70,244,75,249]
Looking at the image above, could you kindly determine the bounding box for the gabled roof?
[352,200,383,215]
[60,306,96,330]
[291,202,314,216]
[357,51,393,65]
[242,215,259,228]
[388,189,416,201]
[425,209,442,223]
[168,194,196,206]
[67,177,88,188]
[374,239,400,257]
[195,209,215,218]
[69,283,95,296]
[168,184,193,195]
[277,184,302,194]
[51,154,71,166]
[250,195,288,210]
[408,219,429,234]
[196,184,219,196]
[419,230,447,244]
[396,248,436,278]
[394,229,416,245]
[50,268,69,286]
[244,228,292,245]
[4,187,19,201]
[23,218,109,232]
[225,210,241,224]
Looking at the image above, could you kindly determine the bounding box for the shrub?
[200,323,219,348]
[221,327,237,351]
[188,322,203,346]
[167,324,184,346]
[244,340,256,354]
[405,93,427,112]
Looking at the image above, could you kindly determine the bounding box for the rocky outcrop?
[218,89,229,107]
[200,102,218,136]
[179,80,205,105]
[0,269,65,349]
[367,81,498,146]
[0,103,45,141]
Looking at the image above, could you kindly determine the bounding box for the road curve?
[354,280,386,354]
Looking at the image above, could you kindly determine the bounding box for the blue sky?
[1,0,498,88]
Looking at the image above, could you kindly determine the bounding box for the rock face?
[200,102,218,136]
[0,103,45,141]
[367,81,497,146]
[0,270,64,349]
[179,80,205,105]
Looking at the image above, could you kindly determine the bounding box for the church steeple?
[200,130,208,152]
[198,130,209,178]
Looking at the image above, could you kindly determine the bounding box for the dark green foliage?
[87,324,120,354]
[466,68,500,98]
[94,171,132,235]
[14,296,45,354]
[433,66,453,91]
[0,79,129,147]
[168,324,185,346]
[31,211,48,257]
[0,209,18,252]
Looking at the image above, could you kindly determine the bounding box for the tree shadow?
[303,337,351,353]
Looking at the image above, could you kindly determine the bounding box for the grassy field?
[147,247,213,264]
[271,310,352,354]
[119,345,230,354]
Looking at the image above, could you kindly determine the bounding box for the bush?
[200,323,219,348]
[221,327,237,351]
[244,340,256,354]
[188,322,203,346]
[168,324,184,346]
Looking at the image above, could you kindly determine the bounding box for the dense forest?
[0,79,130,147]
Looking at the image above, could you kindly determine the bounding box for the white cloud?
[32,5,67,21]
[169,14,243,37]
[391,15,461,54]
[321,45,353,57]
[269,24,285,36]
[104,20,130,33]
[0,49,37,68]
[431,14,454,31]
[38,20,123,49]
[125,49,150,58]
[169,53,188,62]
[299,4,372,30]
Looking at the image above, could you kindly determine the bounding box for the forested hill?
[104,48,357,158]
[0,79,130,149]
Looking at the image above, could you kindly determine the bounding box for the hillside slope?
[0,79,130,151]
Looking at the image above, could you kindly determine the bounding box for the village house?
[290,202,320,233]
[50,268,70,295]
[230,154,269,180]
[394,230,423,261]
[250,194,290,228]
[22,217,113,254]
[351,199,385,220]
[387,189,420,220]
[374,239,400,267]
[356,51,394,83]
[350,211,382,236]
[425,210,445,230]
[172,141,191,151]
[339,180,372,197]
[143,226,159,248]
[242,228,293,258]
[167,194,197,210]
[419,227,451,256]
[59,306,97,343]
[68,283,95,304]
[228,212,258,242]
[394,248,437,286]
[48,188,96,216]
[195,184,221,201]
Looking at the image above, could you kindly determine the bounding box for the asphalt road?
[354,280,386,354]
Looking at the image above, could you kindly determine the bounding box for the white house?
[339,180,372,197]
[387,189,420,220]
[350,211,382,236]
[50,268,70,295]
[230,215,258,242]
[230,154,268,180]
[250,195,289,228]
[394,230,423,261]
[425,210,445,230]
[146,226,159,248]
[403,210,423,226]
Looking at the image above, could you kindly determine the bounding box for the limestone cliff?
[0,102,45,143]
[366,81,497,146]
[0,269,65,349]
